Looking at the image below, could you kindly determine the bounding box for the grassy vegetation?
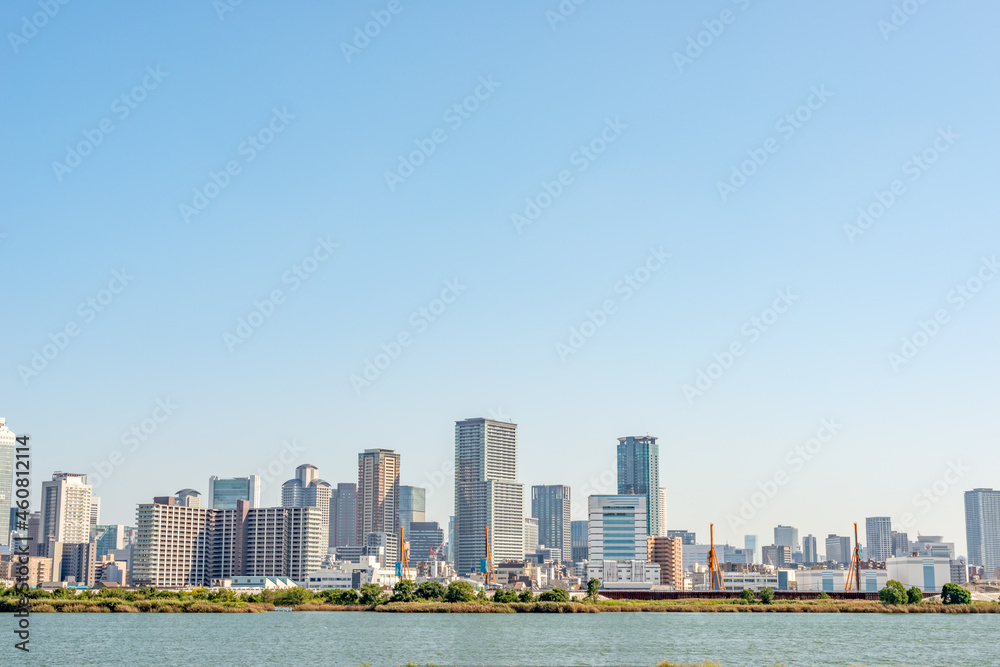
[2,581,997,613]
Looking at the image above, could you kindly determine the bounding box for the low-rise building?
[720,571,779,591]
[587,560,660,590]
[886,556,955,592]
[797,568,887,592]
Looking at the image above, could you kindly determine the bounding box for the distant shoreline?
[9,599,1000,614]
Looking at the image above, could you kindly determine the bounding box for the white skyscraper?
[0,419,15,546]
[90,497,101,526]
[40,472,93,546]
[282,464,331,548]
[658,487,667,537]
[454,418,524,575]
[866,516,893,562]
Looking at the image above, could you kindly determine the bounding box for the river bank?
[6,597,999,613]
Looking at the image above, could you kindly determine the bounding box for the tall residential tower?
[617,436,660,538]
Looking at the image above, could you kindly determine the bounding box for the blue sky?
[2,0,998,558]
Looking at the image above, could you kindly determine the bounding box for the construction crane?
[396,525,411,581]
[481,526,498,588]
[707,523,725,591]
[844,522,862,591]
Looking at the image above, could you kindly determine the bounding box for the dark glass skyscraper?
[330,482,358,547]
[530,485,571,561]
[617,436,660,537]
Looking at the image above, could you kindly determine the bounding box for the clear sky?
[2,1,998,559]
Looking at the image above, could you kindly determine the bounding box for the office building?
[616,436,661,538]
[454,418,524,574]
[330,483,358,548]
[647,536,683,589]
[49,540,97,586]
[886,556,956,592]
[282,464,332,548]
[723,545,753,564]
[27,512,42,556]
[803,535,818,564]
[865,516,893,562]
[208,475,261,509]
[774,525,799,552]
[446,516,455,564]
[682,544,712,570]
[357,450,401,558]
[891,530,910,557]
[40,472,93,547]
[571,520,589,562]
[524,517,539,556]
[91,524,131,558]
[531,484,571,560]
[90,497,101,526]
[407,521,444,563]
[965,488,1000,577]
[398,485,426,537]
[586,559,660,590]
[909,535,955,559]
[0,418,13,546]
[175,488,202,507]
[826,534,852,564]
[762,544,791,568]
[588,495,648,561]
[668,530,696,546]
[744,535,759,564]
[798,568,887,593]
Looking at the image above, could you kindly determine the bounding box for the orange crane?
[844,522,862,591]
[483,526,497,588]
[707,523,725,591]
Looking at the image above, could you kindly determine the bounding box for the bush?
[493,588,519,603]
[538,588,570,602]
[907,587,923,604]
[587,578,601,599]
[322,589,360,605]
[273,587,312,607]
[941,583,971,605]
[390,580,418,603]
[879,580,907,606]
[759,588,774,605]
[416,581,447,601]
[359,584,384,606]
[740,588,756,603]
[817,591,831,600]
[445,581,475,603]
[518,589,535,603]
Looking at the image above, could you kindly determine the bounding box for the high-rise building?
[91,524,131,558]
[762,544,791,568]
[446,516,455,564]
[588,495,649,562]
[616,436,660,538]
[282,464,332,548]
[133,494,324,588]
[531,485,571,561]
[744,535,759,564]
[865,517,893,562]
[399,485,426,537]
[0,418,15,546]
[774,525,799,552]
[407,521,444,564]
[658,487,667,537]
[668,530,696,546]
[454,418,524,575]
[647,536,683,589]
[208,475,261,509]
[90,497,101,526]
[826,534,852,564]
[357,449,401,559]
[803,535,818,563]
[330,482,357,548]
[965,488,1000,577]
[891,530,910,557]
[40,472,93,548]
[571,520,589,562]
[524,517,539,556]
